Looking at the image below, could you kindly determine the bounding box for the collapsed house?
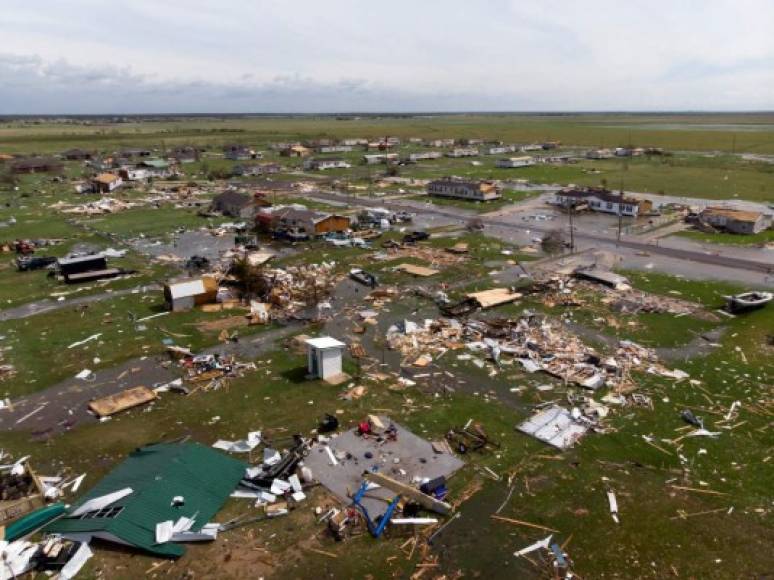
[1,460,47,533]
[386,312,669,392]
[46,443,245,558]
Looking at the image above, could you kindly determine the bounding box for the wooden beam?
[490,514,559,533]
[363,472,453,516]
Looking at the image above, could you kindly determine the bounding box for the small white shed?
[305,336,346,381]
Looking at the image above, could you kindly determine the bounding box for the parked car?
[402,231,430,244]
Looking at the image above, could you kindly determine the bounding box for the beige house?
[427,179,501,201]
[700,207,772,234]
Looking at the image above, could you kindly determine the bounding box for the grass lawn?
[676,227,774,246]
[407,188,541,213]
[0,291,275,398]
[72,205,227,240]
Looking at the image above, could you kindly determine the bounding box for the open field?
[3,113,774,154]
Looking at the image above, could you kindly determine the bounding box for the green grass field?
[2,113,774,154]
[677,227,774,246]
[2,114,773,202]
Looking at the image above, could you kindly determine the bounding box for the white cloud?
[0,0,772,112]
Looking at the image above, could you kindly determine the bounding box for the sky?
[0,0,772,114]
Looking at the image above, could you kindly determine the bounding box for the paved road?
[0,324,301,436]
[312,191,774,274]
[0,284,160,322]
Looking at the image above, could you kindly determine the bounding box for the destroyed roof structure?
[47,443,246,558]
[574,267,631,291]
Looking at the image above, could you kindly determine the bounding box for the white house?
[306,336,346,381]
[496,156,535,168]
[553,189,652,217]
[586,149,614,159]
[486,145,516,155]
[427,179,501,201]
[445,148,479,158]
[408,151,442,162]
[318,145,353,153]
[363,153,399,165]
[425,138,455,147]
[304,158,351,171]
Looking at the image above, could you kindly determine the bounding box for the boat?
[724,291,773,313]
[349,268,378,288]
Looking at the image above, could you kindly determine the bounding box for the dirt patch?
[196,315,250,333]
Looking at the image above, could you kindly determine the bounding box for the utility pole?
[568,202,575,252]
[617,182,624,246]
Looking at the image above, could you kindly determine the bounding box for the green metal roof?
[140,158,169,169]
[47,443,245,557]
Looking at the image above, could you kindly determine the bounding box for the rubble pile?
[374,243,468,267]
[261,262,338,317]
[226,434,315,518]
[386,313,671,391]
[167,348,256,392]
[55,197,143,215]
[530,275,718,321]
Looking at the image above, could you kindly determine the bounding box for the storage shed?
[305,336,345,381]
[163,277,219,311]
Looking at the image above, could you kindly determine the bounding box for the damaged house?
[120,159,173,181]
[91,173,123,194]
[224,144,260,161]
[11,157,64,174]
[62,148,94,161]
[428,178,501,201]
[699,207,772,234]
[210,190,255,218]
[554,188,653,217]
[46,443,245,558]
[280,145,312,158]
[172,147,200,164]
[303,158,352,171]
[495,156,535,168]
[260,207,350,239]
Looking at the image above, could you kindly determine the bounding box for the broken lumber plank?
[364,472,452,515]
[669,485,728,496]
[88,386,156,417]
[490,514,559,533]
